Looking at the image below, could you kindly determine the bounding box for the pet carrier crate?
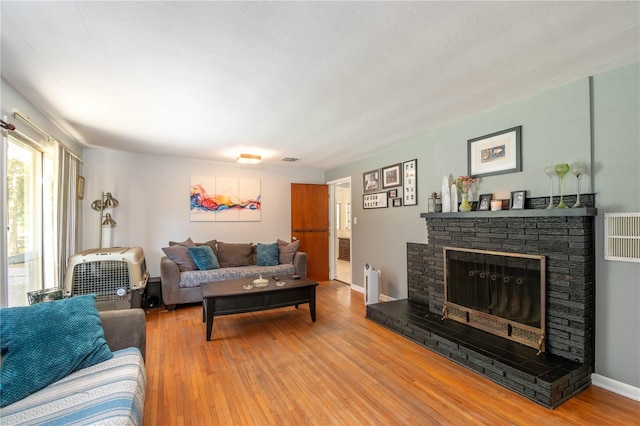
[64,247,149,310]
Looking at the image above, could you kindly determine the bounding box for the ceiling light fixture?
[237,153,261,164]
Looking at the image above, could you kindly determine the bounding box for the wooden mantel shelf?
[420,207,597,219]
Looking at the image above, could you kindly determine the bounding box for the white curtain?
[56,146,81,288]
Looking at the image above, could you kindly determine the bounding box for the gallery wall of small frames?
[363,159,417,209]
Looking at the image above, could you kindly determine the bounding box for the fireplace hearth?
[366,204,596,408]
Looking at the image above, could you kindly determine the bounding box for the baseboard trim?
[591,374,640,402]
[348,285,396,303]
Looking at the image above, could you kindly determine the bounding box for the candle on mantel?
[491,200,502,211]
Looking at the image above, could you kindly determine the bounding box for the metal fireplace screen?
[443,247,546,353]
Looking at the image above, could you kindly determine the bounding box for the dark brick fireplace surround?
[366,203,596,408]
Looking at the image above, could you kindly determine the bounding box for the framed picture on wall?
[468,126,522,178]
[363,192,388,209]
[363,169,381,194]
[402,159,417,206]
[76,176,85,200]
[382,163,402,189]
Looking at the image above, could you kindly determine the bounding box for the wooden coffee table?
[201,276,319,340]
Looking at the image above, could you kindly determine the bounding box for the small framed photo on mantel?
[510,190,526,210]
[477,194,492,211]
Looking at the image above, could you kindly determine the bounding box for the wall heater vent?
[605,212,640,263]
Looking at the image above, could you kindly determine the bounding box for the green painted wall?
[592,63,640,389]
[326,63,640,388]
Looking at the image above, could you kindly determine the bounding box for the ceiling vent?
[280,157,300,162]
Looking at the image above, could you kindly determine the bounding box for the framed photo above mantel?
[468,126,522,178]
[363,192,388,209]
[382,163,402,189]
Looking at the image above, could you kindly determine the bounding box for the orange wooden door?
[291,183,329,281]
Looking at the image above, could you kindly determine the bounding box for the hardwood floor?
[143,281,639,425]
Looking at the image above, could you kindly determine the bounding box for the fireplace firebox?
[443,247,546,353]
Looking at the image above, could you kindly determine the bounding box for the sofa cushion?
[162,245,198,271]
[278,239,300,264]
[217,242,253,268]
[196,239,218,257]
[168,237,196,247]
[0,294,113,407]
[0,347,145,425]
[256,242,279,266]
[188,245,220,270]
[180,264,296,288]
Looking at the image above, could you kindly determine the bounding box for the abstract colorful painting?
[190,175,261,221]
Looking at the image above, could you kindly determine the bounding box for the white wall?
[1,79,84,155]
[81,149,325,277]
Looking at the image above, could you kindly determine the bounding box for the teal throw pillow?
[0,294,113,407]
[257,242,279,266]
[188,245,220,270]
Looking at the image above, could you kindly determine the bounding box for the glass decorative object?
[459,194,472,212]
[555,163,570,208]
[435,193,442,212]
[571,162,587,208]
[544,165,556,209]
[428,192,437,213]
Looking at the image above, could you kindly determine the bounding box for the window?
[5,136,56,306]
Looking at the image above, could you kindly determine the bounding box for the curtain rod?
[11,109,83,162]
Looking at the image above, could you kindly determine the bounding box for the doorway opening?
[328,178,351,284]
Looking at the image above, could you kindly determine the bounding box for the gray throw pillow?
[217,242,253,268]
[162,245,198,271]
[278,239,299,264]
[168,237,196,248]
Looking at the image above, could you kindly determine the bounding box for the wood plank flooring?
[143,281,639,425]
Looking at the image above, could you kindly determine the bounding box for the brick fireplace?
[366,201,596,408]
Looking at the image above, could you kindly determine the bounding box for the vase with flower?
[454,175,476,212]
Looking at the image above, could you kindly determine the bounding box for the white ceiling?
[2,1,639,170]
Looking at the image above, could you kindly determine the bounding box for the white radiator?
[364,263,380,306]
[605,212,640,263]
